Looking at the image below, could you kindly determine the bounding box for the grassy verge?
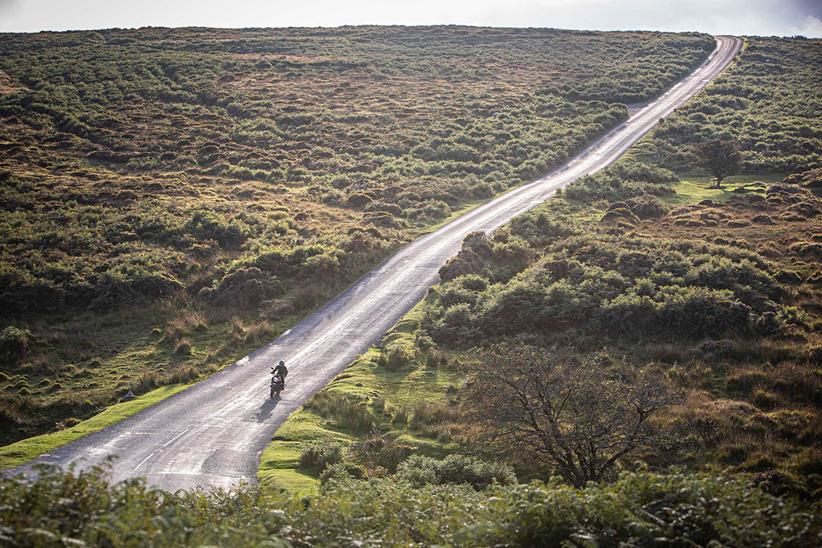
[258,302,460,495]
[0,383,190,469]
[664,173,787,204]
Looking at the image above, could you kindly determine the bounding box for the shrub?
[395,454,517,489]
[174,338,192,356]
[626,195,669,219]
[184,209,249,249]
[299,442,344,472]
[319,461,367,485]
[345,192,372,209]
[349,433,413,474]
[378,340,417,370]
[655,286,753,339]
[0,326,31,366]
[91,262,184,308]
[200,267,283,308]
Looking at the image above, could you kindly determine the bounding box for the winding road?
[19,36,743,491]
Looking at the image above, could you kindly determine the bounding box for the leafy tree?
[697,139,742,188]
[463,344,677,487]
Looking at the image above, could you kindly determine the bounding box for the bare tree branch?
[463,343,677,487]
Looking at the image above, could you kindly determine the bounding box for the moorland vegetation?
[1,464,818,546]
[0,26,715,444]
[645,36,821,173]
[1,28,820,547]
[261,36,821,506]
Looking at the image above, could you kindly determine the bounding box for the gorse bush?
[349,433,414,474]
[199,267,284,308]
[427,231,795,344]
[299,442,344,472]
[0,326,30,366]
[319,461,367,485]
[395,454,517,489]
[0,465,817,546]
[377,339,417,370]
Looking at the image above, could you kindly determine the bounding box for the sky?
[0,0,820,37]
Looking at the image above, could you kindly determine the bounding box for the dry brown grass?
[587,175,821,486]
[0,70,20,94]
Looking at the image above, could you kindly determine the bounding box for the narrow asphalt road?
[19,36,742,491]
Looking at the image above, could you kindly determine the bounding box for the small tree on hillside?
[697,139,742,189]
[463,344,677,487]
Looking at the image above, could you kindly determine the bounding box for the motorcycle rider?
[272,360,289,390]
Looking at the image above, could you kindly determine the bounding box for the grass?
[258,302,460,494]
[0,383,190,469]
[664,173,787,205]
[0,302,300,442]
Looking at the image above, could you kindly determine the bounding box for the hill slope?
[0,27,714,443]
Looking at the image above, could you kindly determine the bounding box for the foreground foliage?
[1,465,818,546]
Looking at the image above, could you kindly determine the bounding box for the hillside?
[261,36,822,499]
[0,26,820,548]
[0,27,715,443]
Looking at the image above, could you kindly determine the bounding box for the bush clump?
[377,339,417,370]
[199,267,284,308]
[427,233,794,344]
[319,461,368,485]
[0,326,31,366]
[299,442,344,472]
[395,454,517,489]
[349,433,414,474]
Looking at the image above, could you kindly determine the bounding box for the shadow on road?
[254,398,281,422]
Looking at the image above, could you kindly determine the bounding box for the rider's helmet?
[279,360,285,366]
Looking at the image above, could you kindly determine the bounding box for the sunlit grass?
[665,173,786,205]
[0,383,191,470]
[258,303,459,493]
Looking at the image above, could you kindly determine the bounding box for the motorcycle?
[270,374,285,399]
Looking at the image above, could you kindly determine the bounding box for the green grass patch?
[258,302,459,493]
[665,173,786,205]
[0,383,190,470]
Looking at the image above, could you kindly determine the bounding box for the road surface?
[18,36,743,491]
